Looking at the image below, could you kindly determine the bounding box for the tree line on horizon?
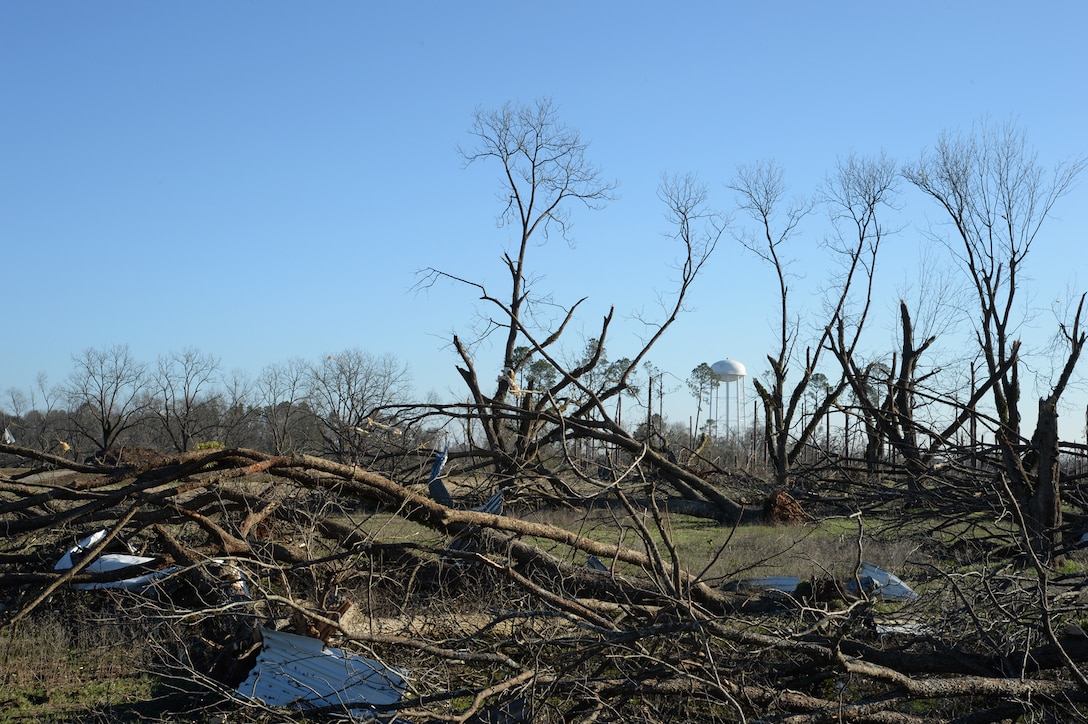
[1,345,418,463]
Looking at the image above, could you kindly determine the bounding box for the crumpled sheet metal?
[237,627,407,714]
[727,562,919,602]
[54,529,179,591]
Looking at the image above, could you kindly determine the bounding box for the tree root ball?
[763,490,808,524]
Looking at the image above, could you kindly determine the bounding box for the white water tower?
[711,358,747,437]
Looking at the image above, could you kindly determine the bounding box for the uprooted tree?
[6,434,1088,722]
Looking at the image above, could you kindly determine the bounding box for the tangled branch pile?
[3,440,1088,724]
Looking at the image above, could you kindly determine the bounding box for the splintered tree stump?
[763,490,808,524]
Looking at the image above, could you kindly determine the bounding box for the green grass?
[517,504,923,587]
[0,677,160,722]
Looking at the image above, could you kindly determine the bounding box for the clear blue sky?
[3,2,1087,439]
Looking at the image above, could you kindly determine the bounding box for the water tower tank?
[711,359,746,382]
[709,359,747,438]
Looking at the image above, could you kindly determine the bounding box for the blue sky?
[3,2,1087,439]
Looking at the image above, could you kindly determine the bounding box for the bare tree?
[64,344,152,455]
[3,387,28,422]
[424,98,618,473]
[732,161,810,489]
[818,153,955,481]
[420,103,735,510]
[733,155,897,489]
[731,158,886,489]
[460,96,618,372]
[3,374,65,452]
[151,347,222,452]
[255,358,314,454]
[306,350,412,464]
[903,119,1084,437]
[216,368,259,449]
[903,119,1086,556]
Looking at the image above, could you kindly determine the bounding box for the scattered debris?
[448,490,505,558]
[354,417,403,435]
[725,562,919,602]
[2,427,14,444]
[873,618,931,637]
[236,627,407,715]
[473,490,503,515]
[848,562,919,601]
[54,529,179,591]
[587,555,608,572]
[428,444,454,507]
[424,444,502,516]
[726,576,802,594]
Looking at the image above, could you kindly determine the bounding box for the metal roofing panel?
[54,529,179,591]
[474,490,503,515]
[857,562,919,601]
[237,628,407,714]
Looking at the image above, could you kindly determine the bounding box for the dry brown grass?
[0,600,162,722]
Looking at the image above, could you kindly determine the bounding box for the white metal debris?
[237,627,407,714]
[54,529,179,591]
[726,563,919,601]
[875,621,930,636]
[735,576,802,593]
[851,562,919,601]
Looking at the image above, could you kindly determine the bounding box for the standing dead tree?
[733,154,896,490]
[418,100,755,521]
[904,119,1086,559]
[152,347,223,453]
[304,349,413,465]
[64,344,153,457]
[441,97,617,478]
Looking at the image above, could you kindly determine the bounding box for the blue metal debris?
[427,444,454,507]
[473,490,503,516]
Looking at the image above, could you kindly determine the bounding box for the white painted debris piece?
[237,628,407,715]
[725,563,919,601]
[734,576,802,594]
[875,621,930,636]
[54,529,179,591]
[848,562,919,602]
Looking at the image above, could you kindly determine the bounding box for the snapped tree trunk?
[1026,397,1062,560]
